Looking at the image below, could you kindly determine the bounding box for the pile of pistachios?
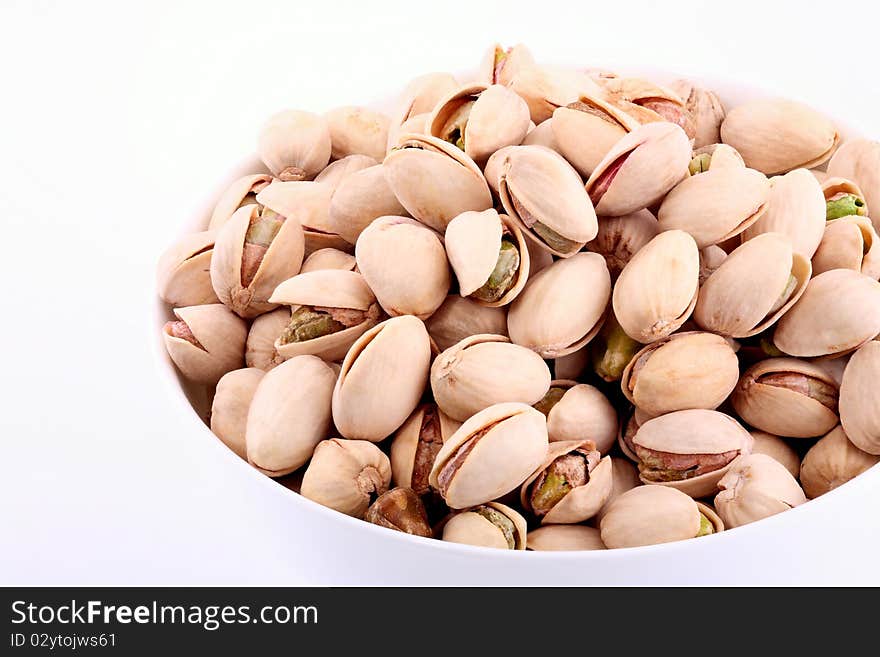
[158,44,880,551]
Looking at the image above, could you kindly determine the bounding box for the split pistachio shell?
[245,307,288,371]
[390,403,460,495]
[388,72,459,152]
[210,204,305,318]
[585,209,659,279]
[332,315,431,442]
[821,176,868,220]
[327,164,408,244]
[157,230,220,307]
[300,438,392,518]
[163,304,247,385]
[720,98,839,175]
[355,215,450,319]
[527,525,606,551]
[442,502,527,549]
[324,106,390,161]
[668,79,725,149]
[482,144,516,195]
[268,269,380,362]
[507,64,602,124]
[714,454,807,529]
[522,119,560,152]
[827,139,880,233]
[612,230,699,343]
[694,232,811,338]
[313,154,378,191]
[599,77,693,137]
[508,252,610,358]
[383,133,493,232]
[428,84,530,165]
[444,209,529,306]
[208,173,273,230]
[813,216,880,279]
[741,169,826,259]
[595,458,641,522]
[245,355,336,476]
[621,332,739,417]
[520,441,613,524]
[774,269,880,358]
[431,334,551,422]
[210,368,265,460]
[498,145,598,256]
[617,406,644,462]
[732,358,840,438]
[600,485,702,549]
[632,409,753,498]
[750,431,801,479]
[839,341,880,454]
[541,382,618,453]
[691,143,746,174]
[657,165,770,247]
[585,122,691,217]
[590,310,642,383]
[423,295,508,352]
[800,425,880,498]
[365,487,432,537]
[300,248,357,274]
[257,109,331,180]
[476,43,535,86]
[429,402,549,508]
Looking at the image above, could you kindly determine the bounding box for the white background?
[2,0,880,585]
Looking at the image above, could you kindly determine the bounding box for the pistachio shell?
[210,367,264,460]
[257,109,331,180]
[355,215,450,319]
[800,425,880,498]
[612,230,700,343]
[157,230,220,307]
[750,431,801,479]
[390,403,459,495]
[383,133,492,232]
[714,454,806,529]
[300,248,357,273]
[732,358,840,438]
[813,216,880,279]
[332,315,432,442]
[245,307,288,371]
[325,106,390,161]
[162,304,247,385]
[431,334,551,422]
[545,383,618,453]
[552,346,591,382]
[827,139,880,233]
[476,43,535,86]
[694,232,811,338]
[821,176,867,216]
[429,402,549,508]
[668,79,725,149]
[595,458,641,522]
[255,180,336,234]
[599,77,693,137]
[774,269,880,358]
[621,332,740,417]
[441,502,527,549]
[839,341,880,455]
[482,144,517,195]
[585,209,659,279]
[585,122,691,217]
[527,525,606,551]
[657,166,769,247]
[389,72,459,142]
[507,252,610,358]
[313,154,378,192]
[696,502,725,534]
[208,173,273,230]
[720,98,839,175]
[245,355,336,476]
[522,118,560,152]
[699,245,727,285]
[507,64,602,124]
[424,295,508,351]
[600,485,701,549]
[327,164,408,244]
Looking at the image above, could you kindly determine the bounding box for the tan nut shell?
[657,166,770,248]
[476,43,535,87]
[720,98,839,175]
[585,121,691,217]
[585,209,659,279]
[208,173,273,230]
[621,332,740,417]
[714,454,806,529]
[444,209,529,306]
[383,133,492,232]
[633,409,753,498]
[423,295,508,351]
[442,502,527,550]
[210,367,264,460]
[826,139,880,233]
[498,145,599,256]
[257,109,331,179]
[157,230,220,307]
[508,252,610,358]
[840,341,880,455]
[327,164,408,245]
[552,346,590,382]
[699,245,728,285]
[507,64,602,124]
[694,143,746,172]
[355,216,450,319]
[732,358,839,438]
[163,304,247,385]
[527,525,606,551]
[741,169,826,258]
[325,106,390,161]
[600,485,701,549]
[300,248,357,274]
[255,180,336,235]
[300,438,392,518]
[774,269,880,358]
[750,431,801,479]
[821,176,868,214]
[612,230,699,343]
[210,204,305,318]
[520,442,613,524]
[800,425,880,498]
[694,232,811,338]
[596,458,641,522]
[429,402,549,508]
[431,334,551,422]
[313,154,378,192]
[813,216,880,280]
[522,118,560,152]
[332,315,431,442]
[388,72,459,151]
[390,404,460,492]
[245,307,288,371]
[245,355,336,476]
[546,383,618,453]
[668,79,725,149]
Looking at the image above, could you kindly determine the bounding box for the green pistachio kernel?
[826,194,867,221]
[278,307,345,344]
[697,513,714,537]
[766,274,798,316]
[529,471,572,514]
[688,152,712,176]
[533,387,566,416]
[592,317,641,382]
[532,221,579,253]
[245,208,284,247]
[442,101,474,151]
[473,505,517,549]
[472,238,520,303]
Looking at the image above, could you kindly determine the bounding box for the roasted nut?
[390,403,460,496]
[423,295,508,351]
[800,425,880,498]
[535,381,618,453]
[210,367,264,460]
[812,216,880,280]
[476,43,535,86]
[822,176,868,221]
[300,248,357,274]
[257,109,331,181]
[245,307,288,371]
[507,64,601,124]
[600,485,710,549]
[441,502,527,549]
[327,164,409,245]
[839,341,880,455]
[527,525,606,551]
[827,139,880,233]
[364,487,433,537]
[585,208,660,279]
[699,245,727,285]
[596,458,641,522]
[325,106,390,161]
[157,231,220,307]
[552,344,591,381]
[387,72,459,153]
[599,76,694,138]
[208,173,273,230]
[590,310,642,382]
[313,154,378,192]
[668,79,725,148]
[714,454,807,529]
[750,431,801,479]
[162,304,247,385]
[522,118,560,152]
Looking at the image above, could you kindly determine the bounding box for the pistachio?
[507,64,601,124]
[327,164,409,244]
[827,138,880,233]
[476,43,534,86]
[714,454,807,529]
[364,488,433,538]
[521,118,561,152]
[839,341,880,454]
[668,79,725,149]
[590,311,642,382]
[538,382,618,453]
[826,193,868,221]
[585,208,660,280]
[689,153,713,176]
[313,154,378,192]
[812,216,880,280]
[750,431,801,479]
[441,502,527,550]
[162,304,247,385]
[390,403,459,496]
[699,245,727,286]
[208,173,274,231]
[210,367,265,460]
[387,72,459,153]
[324,106,390,161]
[300,248,357,274]
[527,525,606,551]
[600,77,694,138]
[245,307,289,371]
[257,109,331,181]
[157,231,220,307]
[596,458,642,522]
[423,295,508,352]
[800,425,880,499]
[600,485,704,549]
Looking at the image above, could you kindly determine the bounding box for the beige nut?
[827,139,880,233]
[812,216,880,280]
[327,164,408,245]
[714,454,807,529]
[600,485,704,549]
[423,295,508,352]
[208,173,273,231]
[364,487,433,538]
[476,43,535,86]
[162,304,247,385]
[527,525,606,551]
[839,341,880,455]
[157,231,220,307]
[535,381,618,453]
[324,106,390,161]
[595,457,642,522]
[245,307,288,371]
[668,79,725,149]
[441,502,527,550]
[585,208,659,280]
[313,154,378,192]
[800,425,880,498]
[750,431,801,479]
[257,109,331,181]
[210,367,265,460]
[387,72,459,153]
[300,248,357,274]
[390,403,460,496]
[507,64,602,124]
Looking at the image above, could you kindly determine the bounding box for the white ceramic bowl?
[154,68,880,585]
